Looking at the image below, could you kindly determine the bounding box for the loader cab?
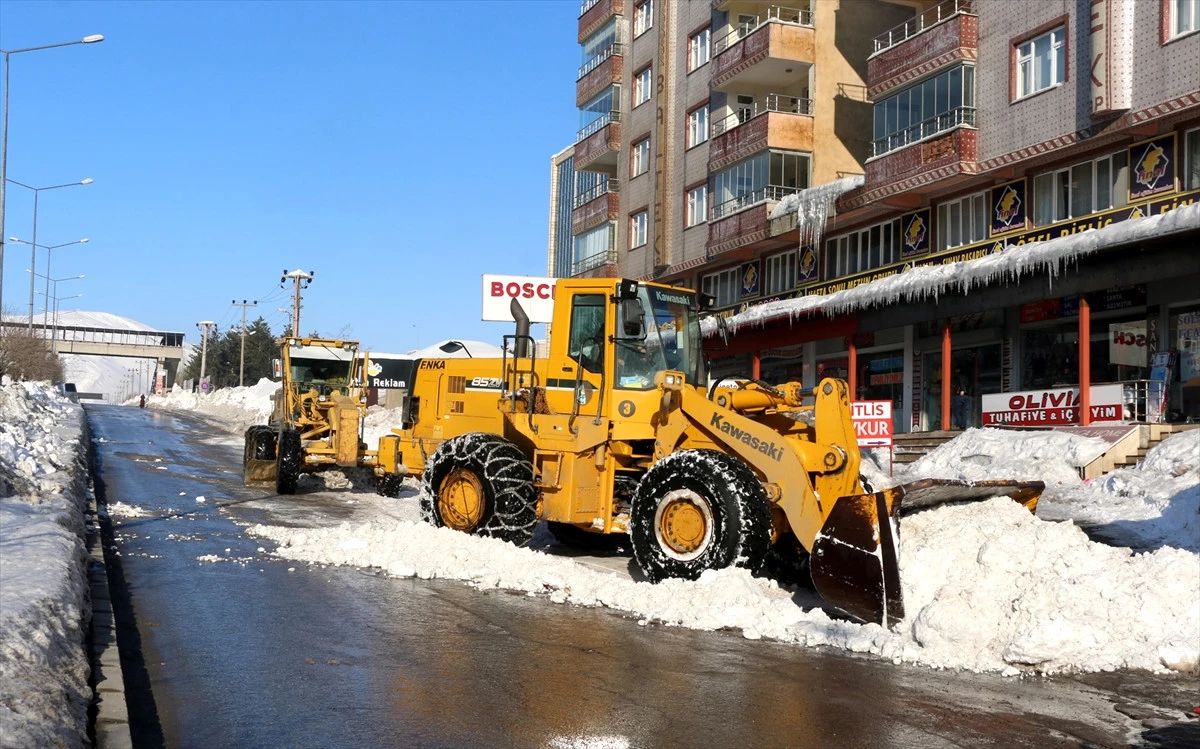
[614,283,704,391]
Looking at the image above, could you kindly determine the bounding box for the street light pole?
[6,178,93,327]
[9,234,89,331]
[0,34,104,315]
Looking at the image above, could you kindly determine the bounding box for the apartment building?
[560,0,1200,432]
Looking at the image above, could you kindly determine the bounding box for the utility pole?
[196,320,214,392]
[232,300,257,387]
[280,268,313,336]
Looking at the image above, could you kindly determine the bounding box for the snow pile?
[0,381,91,748]
[362,406,407,449]
[768,175,864,253]
[149,377,279,432]
[902,427,1108,485]
[1040,429,1200,553]
[716,201,1200,334]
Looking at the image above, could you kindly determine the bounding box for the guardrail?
[714,6,813,56]
[871,106,975,158]
[713,185,801,220]
[872,0,976,54]
[573,249,618,276]
[580,0,603,16]
[578,42,623,80]
[1,320,185,347]
[712,93,813,138]
[576,110,621,143]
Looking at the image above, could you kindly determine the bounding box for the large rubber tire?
[377,472,404,498]
[630,449,772,582]
[547,521,629,552]
[251,426,277,461]
[275,429,302,495]
[420,433,538,545]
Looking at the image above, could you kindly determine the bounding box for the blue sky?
[1,0,579,353]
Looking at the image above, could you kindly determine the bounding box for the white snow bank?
[149,377,279,433]
[902,427,1108,486]
[0,380,91,748]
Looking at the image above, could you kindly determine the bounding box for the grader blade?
[809,479,1044,628]
[243,458,278,485]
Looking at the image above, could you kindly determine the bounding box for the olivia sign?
[981,384,1123,427]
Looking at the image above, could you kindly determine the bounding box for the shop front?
[914,312,1006,432]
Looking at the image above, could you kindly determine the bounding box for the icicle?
[769,175,864,254]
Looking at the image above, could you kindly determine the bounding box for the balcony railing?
[572,178,620,208]
[712,93,813,137]
[713,185,801,220]
[871,106,975,158]
[578,41,623,80]
[872,0,976,54]
[714,5,813,55]
[580,0,603,16]
[576,110,621,143]
[573,249,618,276]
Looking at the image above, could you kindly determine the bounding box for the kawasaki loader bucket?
[243,458,277,484]
[808,479,1044,628]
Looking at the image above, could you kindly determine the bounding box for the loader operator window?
[616,285,704,390]
[568,294,607,374]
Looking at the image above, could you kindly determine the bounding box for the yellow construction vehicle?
[244,337,389,495]
[374,279,1042,626]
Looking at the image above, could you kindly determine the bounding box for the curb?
[85,434,133,749]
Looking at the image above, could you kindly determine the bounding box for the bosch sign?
[482,274,557,323]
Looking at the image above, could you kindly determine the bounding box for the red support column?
[848,339,858,398]
[941,324,952,431]
[1079,295,1091,426]
[751,350,761,380]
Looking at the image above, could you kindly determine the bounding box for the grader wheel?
[438,467,487,531]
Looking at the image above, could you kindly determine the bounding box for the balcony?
[709,186,798,256]
[577,43,623,107]
[572,248,619,278]
[868,0,977,99]
[709,94,813,171]
[579,0,623,43]
[712,6,814,91]
[871,106,974,158]
[574,111,622,172]
[853,123,977,209]
[572,179,620,235]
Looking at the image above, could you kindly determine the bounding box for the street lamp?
[0,34,104,314]
[5,178,93,327]
[10,234,88,330]
[30,270,83,353]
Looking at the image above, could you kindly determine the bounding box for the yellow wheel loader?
[243,337,384,495]
[374,279,1042,627]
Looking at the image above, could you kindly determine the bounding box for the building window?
[824,220,901,279]
[1032,150,1128,226]
[764,251,797,294]
[936,192,988,251]
[872,66,975,157]
[701,267,740,307]
[579,19,618,80]
[1015,26,1065,99]
[711,151,810,219]
[631,138,650,177]
[630,210,648,248]
[577,84,620,142]
[687,105,708,148]
[688,27,711,71]
[1186,128,1200,190]
[634,0,653,37]
[573,222,615,276]
[634,67,652,107]
[1171,0,1200,38]
[686,185,708,227]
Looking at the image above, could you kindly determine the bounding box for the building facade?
[558,0,1200,431]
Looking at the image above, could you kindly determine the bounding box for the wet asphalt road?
[88,404,1199,749]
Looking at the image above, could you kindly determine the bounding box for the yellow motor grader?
[374,279,1042,626]
[243,337,383,495]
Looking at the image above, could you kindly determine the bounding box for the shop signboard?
[1147,351,1176,423]
[990,179,1027,236]
[1128,134,1176,201]
[1019,299,1061,323]
[900,208,930,258]
[740,261,761,297]
[482,275,557,323]
[852,400,893,447]
[981,384,1123,426]
[1109,321,1148,368]
[798,245,819,283]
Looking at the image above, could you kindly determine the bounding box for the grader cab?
[374,279,1042,627]
[243,337,378,495]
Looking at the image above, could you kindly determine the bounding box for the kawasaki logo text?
[709,414,784,461]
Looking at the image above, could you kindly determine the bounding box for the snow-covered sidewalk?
[0,381,93,748]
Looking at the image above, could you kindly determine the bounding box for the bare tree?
[0,309,64,382]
